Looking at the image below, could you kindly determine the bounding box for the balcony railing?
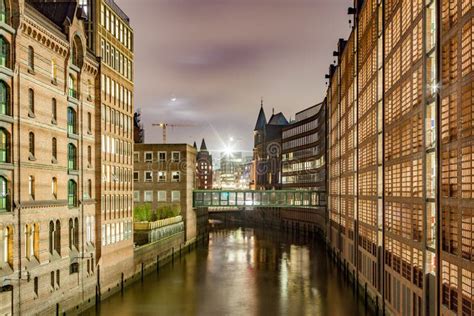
[68,88,78,99]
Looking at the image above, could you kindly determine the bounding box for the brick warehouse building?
[0,0,135,313]
[0,1,100,314]
[326,0,473,315]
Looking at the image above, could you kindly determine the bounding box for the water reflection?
[84,227,371,316]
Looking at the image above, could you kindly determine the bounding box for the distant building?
[134,144,197,241]
[219,152,243,190]
[251,101,289,190]
[196,139,213,189]
[280,101,327,235]
[134,111,145,143]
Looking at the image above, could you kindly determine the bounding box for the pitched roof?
[254,105,267,131]
[193,141,197,149]
[200,139,208,151]
[268,112,289,126]
[28,0,80,30]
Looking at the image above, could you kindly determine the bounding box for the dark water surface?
[84,227,372,316]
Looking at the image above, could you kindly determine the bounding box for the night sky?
[116,0,352,154]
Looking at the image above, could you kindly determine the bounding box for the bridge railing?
[192,190,326,208]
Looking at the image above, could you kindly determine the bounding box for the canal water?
[84,227,372,316]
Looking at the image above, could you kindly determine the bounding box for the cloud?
[116,0,352,151]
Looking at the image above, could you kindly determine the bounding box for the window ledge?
[51,118,57,125]
[51,158,58,164]
[0,66,13,78]
[69,64,81,73]
[51,79,57,86]
[27,68,35,75]
[67,96,79,105]
[68,169,79,175]
[0,114,13,123]
[28,111,35,119]
[0,22,15,35]
[68,133,79,140]
[28,154,36,161]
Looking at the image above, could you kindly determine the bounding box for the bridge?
[192,190,326,208]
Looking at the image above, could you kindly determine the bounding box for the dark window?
[28,89,34,114]
[28,46,34,71]
[51,98,57,122]
[52,138,57,160]
[28,132,34,157]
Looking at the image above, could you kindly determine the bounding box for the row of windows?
[282,117,321,139]
[282,133,321,151]
[101,74,133,113]
[100,3,133,50]
[282,146,322,161]
[100,39,132,81]
[101,221,132,246]
[101,194,132,220]
[281,156,325,173]
[101,135,133,161]
[135,151,182,163]
[134,171,181,183]
[134,190,181,203]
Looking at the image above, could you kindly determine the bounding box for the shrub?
[134,204,152,222]
[156,204,181,220]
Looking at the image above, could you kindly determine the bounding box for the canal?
[84,227,372,315]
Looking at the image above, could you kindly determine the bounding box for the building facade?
[0,1,99,314]
[252,103,288,190]
[134,144,197,241]
[80,0,135,295]
[326,0,473,315]
[281,102,327,235]
[196,138,212,190]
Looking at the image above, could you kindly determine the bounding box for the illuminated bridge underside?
[192,190,326,208]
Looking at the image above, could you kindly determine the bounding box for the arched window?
[25,224,33,259]
[52,137,57,160]
[49,221,54,253]
[29,132,34,157]
[68,180,77,207]
[68,219,73,249]
[0,80,8,115]
[28,46,34,71]
[51,59,57,82]
[33,224,39,259]
[0,36,9,67]
[28,89,34,114]
[0,0,7,24]
[67,107,77,134]
[51,177,57,199]
[54,220,61,254]
[68,143,77,170]
[28,176,34,199]
[87,145,92,165]
[74,218,79,249]
[3,226,12,266]
[51,98,57,122]
[0,128,10,163]
[0,176,7,211]
[87,179,92,198]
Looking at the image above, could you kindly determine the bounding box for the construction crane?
[152,123,195,144]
